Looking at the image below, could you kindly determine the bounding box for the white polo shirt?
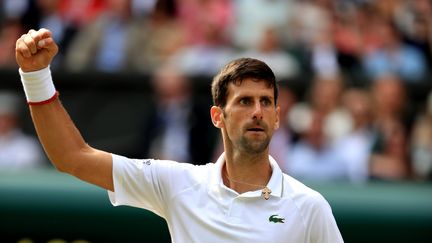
[108,153,344,243]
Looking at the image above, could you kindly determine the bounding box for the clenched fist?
[15,28,58,72]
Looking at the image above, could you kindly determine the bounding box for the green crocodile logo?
[269,214,285,223]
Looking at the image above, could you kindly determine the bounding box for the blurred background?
[0,0,431,242]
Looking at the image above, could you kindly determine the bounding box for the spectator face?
[153,64,189,102]
[304,110,326,149]
[36,0,59,14]
[310,78,343,114]
[0,114,16,136]
[372,76,405,116]
[0,92,19,136]
[342,89,372,128]
[106,0,131,17]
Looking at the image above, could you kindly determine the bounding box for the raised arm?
[15,28,113,191]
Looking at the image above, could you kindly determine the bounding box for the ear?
[210,106,224,128]
[275,106,280,130]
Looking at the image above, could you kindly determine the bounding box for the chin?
[241,139,270,154]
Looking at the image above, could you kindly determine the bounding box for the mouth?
[247,127,265,132]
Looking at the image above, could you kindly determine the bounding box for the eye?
[239,97,251,105]
[261,98,272,106]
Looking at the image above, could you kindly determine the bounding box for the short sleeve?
[108,154,174,217]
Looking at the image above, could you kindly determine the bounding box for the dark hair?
[211,58,278,108]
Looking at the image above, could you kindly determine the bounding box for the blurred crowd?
[0,0,431,182]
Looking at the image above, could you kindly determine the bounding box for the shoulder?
[161,160,215,181]
[113,154,212,172]
[112,154,215,188]
[281,175,343,242]
[282,174,330,209]
[155,160,217,198]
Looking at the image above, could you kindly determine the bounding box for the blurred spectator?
[134,62,217,164]
[310,28,340,79]
[336,88,375,183]
[370,75,415,132]
[232,0,292,49]
[362,19,427,82]
[176,0,233,45]
[131,0,187,73]
[285,74,353,182]
[171,14,235,76]
[410,91,432,181]
[239,27,299,79]
[285,0,331,47]
[167,0,231,78]
[307,75,352,143]
[286,108,349,182]
[368,75,414,181]
[284,0,332,73]
[64,0,146,72]
[59,0,106,28]
[0,0,25,68]
[394,0,432,66]
[268,81,299,172]
[357,6,390,56]
[0,91,46,170]
[372,0,402,21]
[0,19,22,68]
[130,0,158,18]
[369,118,411,181]
[332,2,364,76]
[2,0,29,20]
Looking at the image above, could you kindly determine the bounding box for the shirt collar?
[209,153,284,199]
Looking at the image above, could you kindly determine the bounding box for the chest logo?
[269,214,285,223]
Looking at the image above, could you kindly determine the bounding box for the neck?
[223,149,272,194]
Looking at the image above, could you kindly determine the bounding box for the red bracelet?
[27,91,59,106]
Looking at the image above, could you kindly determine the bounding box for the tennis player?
[15,28,343,243]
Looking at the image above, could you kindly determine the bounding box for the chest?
[166,186,308,243]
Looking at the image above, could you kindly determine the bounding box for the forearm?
[30,98,87,171]
[30,98,113,191]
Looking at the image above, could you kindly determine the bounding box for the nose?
[252,102,263,120]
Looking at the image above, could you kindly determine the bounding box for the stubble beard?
[222,110,272,155]
[239,134,270,154]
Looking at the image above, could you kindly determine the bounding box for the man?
[0,91,45,169]
[15,28,343,242]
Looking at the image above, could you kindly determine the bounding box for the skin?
[16,28,114,191]
[211,80,280,193]
[16,28,280,195]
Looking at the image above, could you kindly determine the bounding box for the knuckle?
[23,34,32,42]
[23,37,36,47]
[40,28,49,33]
[16,41,24,50]
[30,32,38,39]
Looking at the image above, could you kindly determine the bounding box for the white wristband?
[19,66,57,104]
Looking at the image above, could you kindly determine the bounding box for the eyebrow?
[235,94,274,102]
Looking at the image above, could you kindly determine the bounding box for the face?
[211,79,280,154]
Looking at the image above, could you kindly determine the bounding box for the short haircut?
[211,58,278,108]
